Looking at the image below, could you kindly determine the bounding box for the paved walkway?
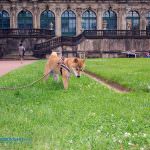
[0,60,36,77]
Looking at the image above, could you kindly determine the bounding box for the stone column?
[97,8,102,30]
[117,9,121,30]
[76,8,82,35]
[121,8,127,30]
[117,8,126,30]
[10,4,17,28]
[141,16,147,30]
[55,8,61,37]
[140,10,147,30]
[36,12,40,29]
[32,2,38,28]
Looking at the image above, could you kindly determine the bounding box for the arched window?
[126,11,140,30]
[0,10,10,29]
[61,10,76,36]
[146,12,150,30]
[103,10,117,30]
[18,10,33,29]
[82,10,97,30]
[40,10,55,30]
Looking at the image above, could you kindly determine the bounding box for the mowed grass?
[86,58,150,92]
[0,60,149,150]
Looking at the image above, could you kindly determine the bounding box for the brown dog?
[44,52,85,89]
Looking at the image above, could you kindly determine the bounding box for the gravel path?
[0,60,36,77]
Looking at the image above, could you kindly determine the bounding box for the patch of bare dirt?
[83,70,131,93]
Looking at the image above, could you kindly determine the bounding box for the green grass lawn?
[0,59,149,150]
[86,58,150,92]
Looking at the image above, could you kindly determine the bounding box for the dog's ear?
[74,58,78,63]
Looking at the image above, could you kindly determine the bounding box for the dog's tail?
[51,52,57,57]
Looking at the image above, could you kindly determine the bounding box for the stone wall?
[1,37,150,58]
[0,38,47,57]
[78,39,150,52]
[59,38,150,58]
[0,38,150,57]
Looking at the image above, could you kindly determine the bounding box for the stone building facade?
[1,0,150,36]
[1,0,150,57]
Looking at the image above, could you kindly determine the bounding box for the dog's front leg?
[62,76,69,90]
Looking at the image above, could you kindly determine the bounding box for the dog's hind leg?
[53,74,59,82]
[44,63,51,81]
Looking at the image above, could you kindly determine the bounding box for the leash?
[0,72,50,91]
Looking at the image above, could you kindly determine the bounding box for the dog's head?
[71,58,85,78]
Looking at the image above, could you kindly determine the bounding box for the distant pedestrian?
[18,43,25,63]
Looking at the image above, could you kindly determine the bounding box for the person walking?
[18,43,25,63]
